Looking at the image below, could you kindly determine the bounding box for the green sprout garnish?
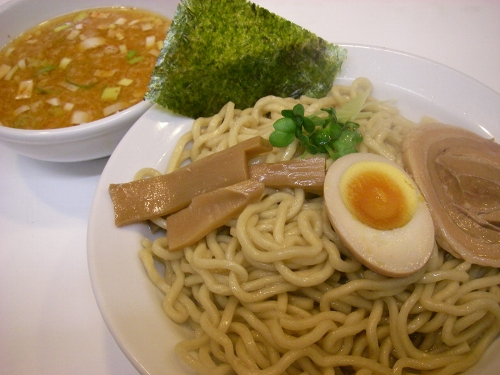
[269,103,363,160]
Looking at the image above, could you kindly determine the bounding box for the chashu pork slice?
[401,123,500,267]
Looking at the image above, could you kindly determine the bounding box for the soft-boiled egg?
[324,153,435,277]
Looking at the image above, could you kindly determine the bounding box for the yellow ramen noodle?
[0,7,170,130]
[138,78,500,375]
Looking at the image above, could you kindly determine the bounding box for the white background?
[1,0,499,374]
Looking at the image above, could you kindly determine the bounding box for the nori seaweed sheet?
[145,0,347,119]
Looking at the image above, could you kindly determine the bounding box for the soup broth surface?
[0,7,170,130]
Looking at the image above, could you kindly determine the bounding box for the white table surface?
[0,1,499,374]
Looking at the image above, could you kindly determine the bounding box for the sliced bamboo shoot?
[167,180,265,251]
[231,136,272,158]
[250,157,326,194]
[109,136,271,226]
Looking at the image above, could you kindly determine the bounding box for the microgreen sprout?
[269,104,363,160]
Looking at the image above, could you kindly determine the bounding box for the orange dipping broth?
[0,7,170,130]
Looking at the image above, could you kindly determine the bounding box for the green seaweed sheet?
[146,0,347,119]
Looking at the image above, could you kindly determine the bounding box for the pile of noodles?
[137,78,500,375]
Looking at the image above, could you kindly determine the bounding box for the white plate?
[87,44,500,375]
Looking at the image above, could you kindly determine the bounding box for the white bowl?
[0,0,179,162]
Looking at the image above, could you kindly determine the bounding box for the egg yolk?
[339,161,418,230]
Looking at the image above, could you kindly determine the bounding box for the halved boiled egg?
[324,153,435,277]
